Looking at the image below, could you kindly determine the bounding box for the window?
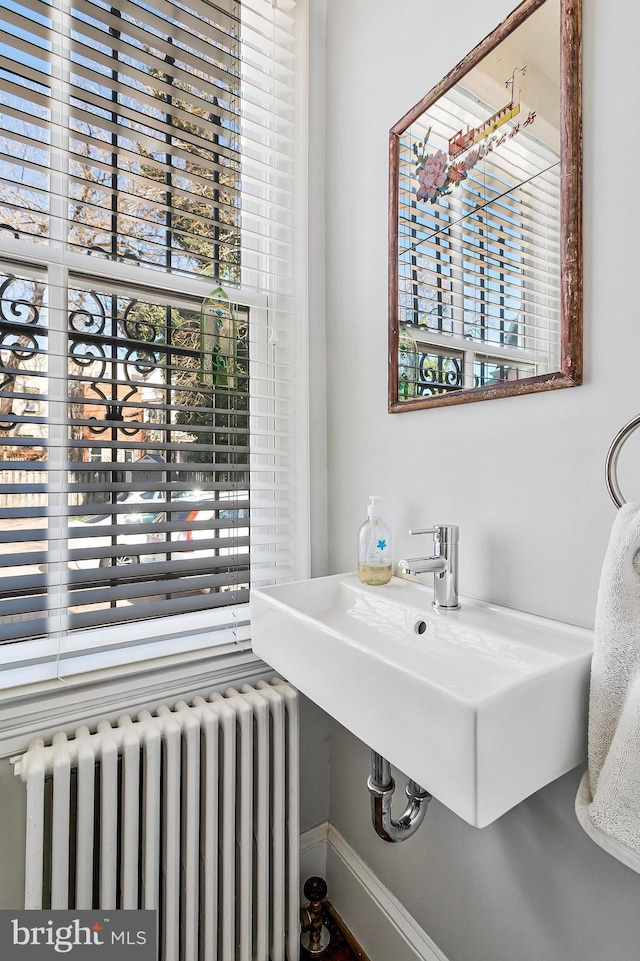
[0,0,305,686]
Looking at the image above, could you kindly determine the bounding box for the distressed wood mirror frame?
[388,0,582,412]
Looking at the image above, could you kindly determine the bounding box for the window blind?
[397,80,561,396]
[0,0,303,674]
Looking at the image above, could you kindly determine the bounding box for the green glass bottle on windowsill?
[398,324,419,400]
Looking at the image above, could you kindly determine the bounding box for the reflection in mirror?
[389,0,581,411]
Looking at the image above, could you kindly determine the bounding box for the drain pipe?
[367,751,432,842]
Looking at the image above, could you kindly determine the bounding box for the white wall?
[0,758,27,908]
[314,0,640,958]
[320,0,640,625]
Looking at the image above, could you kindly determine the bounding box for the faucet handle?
[409,525,459,544]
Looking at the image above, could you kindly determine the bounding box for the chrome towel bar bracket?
[605,414,640,508]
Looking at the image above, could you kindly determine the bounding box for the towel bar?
[605,414,640,507]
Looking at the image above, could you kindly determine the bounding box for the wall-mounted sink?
[251,573,593,827]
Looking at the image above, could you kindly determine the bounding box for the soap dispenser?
[357,496,392,586]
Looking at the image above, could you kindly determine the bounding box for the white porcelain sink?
[251,573,593,827]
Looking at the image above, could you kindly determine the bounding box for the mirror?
[389,0,581,411]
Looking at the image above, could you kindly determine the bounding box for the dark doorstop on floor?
[300,876,371,961]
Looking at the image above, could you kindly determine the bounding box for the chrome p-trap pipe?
[367,751,432,842]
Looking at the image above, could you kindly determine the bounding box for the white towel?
[575,502,640,871]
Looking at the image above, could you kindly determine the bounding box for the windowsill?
[0,639,273,760]
[410,326,548,366]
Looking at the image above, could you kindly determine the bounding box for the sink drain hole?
[414,620,427,635]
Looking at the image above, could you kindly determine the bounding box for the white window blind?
[397,81,561,397]
[0,0,304,684]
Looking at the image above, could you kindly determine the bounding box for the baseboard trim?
[299,822,449,961]
[300,821,330,853]
[299,822,329,902]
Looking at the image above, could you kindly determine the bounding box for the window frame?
[0,0,311,703]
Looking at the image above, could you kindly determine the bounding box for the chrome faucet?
[397,524,460,610]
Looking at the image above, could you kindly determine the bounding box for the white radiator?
[12,678,299,961]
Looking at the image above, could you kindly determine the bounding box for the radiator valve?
[300,876,331,957]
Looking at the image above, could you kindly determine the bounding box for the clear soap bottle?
[357,496,392,586]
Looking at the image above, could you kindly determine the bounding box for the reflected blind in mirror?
[397,82,561,397]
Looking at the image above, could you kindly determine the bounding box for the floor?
[300,904,370,961]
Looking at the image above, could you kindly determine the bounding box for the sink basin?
[251,573,593,827]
